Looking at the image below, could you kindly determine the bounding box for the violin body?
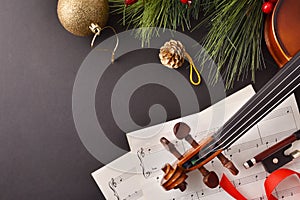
[264,0,300,67]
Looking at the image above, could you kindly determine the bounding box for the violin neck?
[215,52,300,150]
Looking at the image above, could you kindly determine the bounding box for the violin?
[160,0,300,191]
[264,0,300,67]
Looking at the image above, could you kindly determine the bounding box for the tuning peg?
[160,137,183,160]
[217,153,239,175]
[174,182,187,192]
[198,166,219,188]
[173,122,198,148]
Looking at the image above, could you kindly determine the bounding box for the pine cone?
[159,40,185,69]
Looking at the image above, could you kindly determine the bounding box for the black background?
[0,1,299,200]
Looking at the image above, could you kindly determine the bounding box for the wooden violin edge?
[264,13,291,67]
[263,0,300,67]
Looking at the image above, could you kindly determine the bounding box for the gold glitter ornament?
[57,0,109,37]
[57,0,119,63]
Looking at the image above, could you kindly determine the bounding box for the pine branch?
[109,0,265,89]
[198,0,264,88]
[109,0,203,46]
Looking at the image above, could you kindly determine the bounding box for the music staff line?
[171,185,300,200]
[108,167,138,185]
[260,106,293,122]
[250,185,300,200]
[172,163,300,200]
[225,128,297,155]
[108,167,145,200]
[218,161,298,196]
[133,105,295,158]
[122,190,143,200]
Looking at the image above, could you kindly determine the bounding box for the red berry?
[125,0,138,6]
[262,2,274,14]
[180,0,192,5]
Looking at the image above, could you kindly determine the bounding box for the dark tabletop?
[1,1,299,200]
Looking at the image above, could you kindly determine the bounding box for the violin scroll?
[161,164,188,192]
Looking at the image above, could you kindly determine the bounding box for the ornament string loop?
[89,23,102,47]
[89,23,119,63]
[184,52,201,86]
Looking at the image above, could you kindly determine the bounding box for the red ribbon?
[220,174,247,200]
[264,168,300,200]
[220,168,300,200]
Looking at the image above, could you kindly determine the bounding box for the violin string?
[216,55,300,140]
[222,71,300,149]
[208,67,300,160]
[218,60,300,144]
[214,62,300,154]
[197,55,300,160]
[214,62,300,155]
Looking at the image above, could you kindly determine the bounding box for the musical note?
[250,185,300,200]
[225,128,297,155]
[123,190,143,200]
[170,192,199,200]
[262,107,293,121]
[136,140,184,156]
[232,171,268,186]
[109,168,137,186]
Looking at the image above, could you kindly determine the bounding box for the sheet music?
[92,85,300,200]
[126,85,256,179]
[92,153,145,200]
